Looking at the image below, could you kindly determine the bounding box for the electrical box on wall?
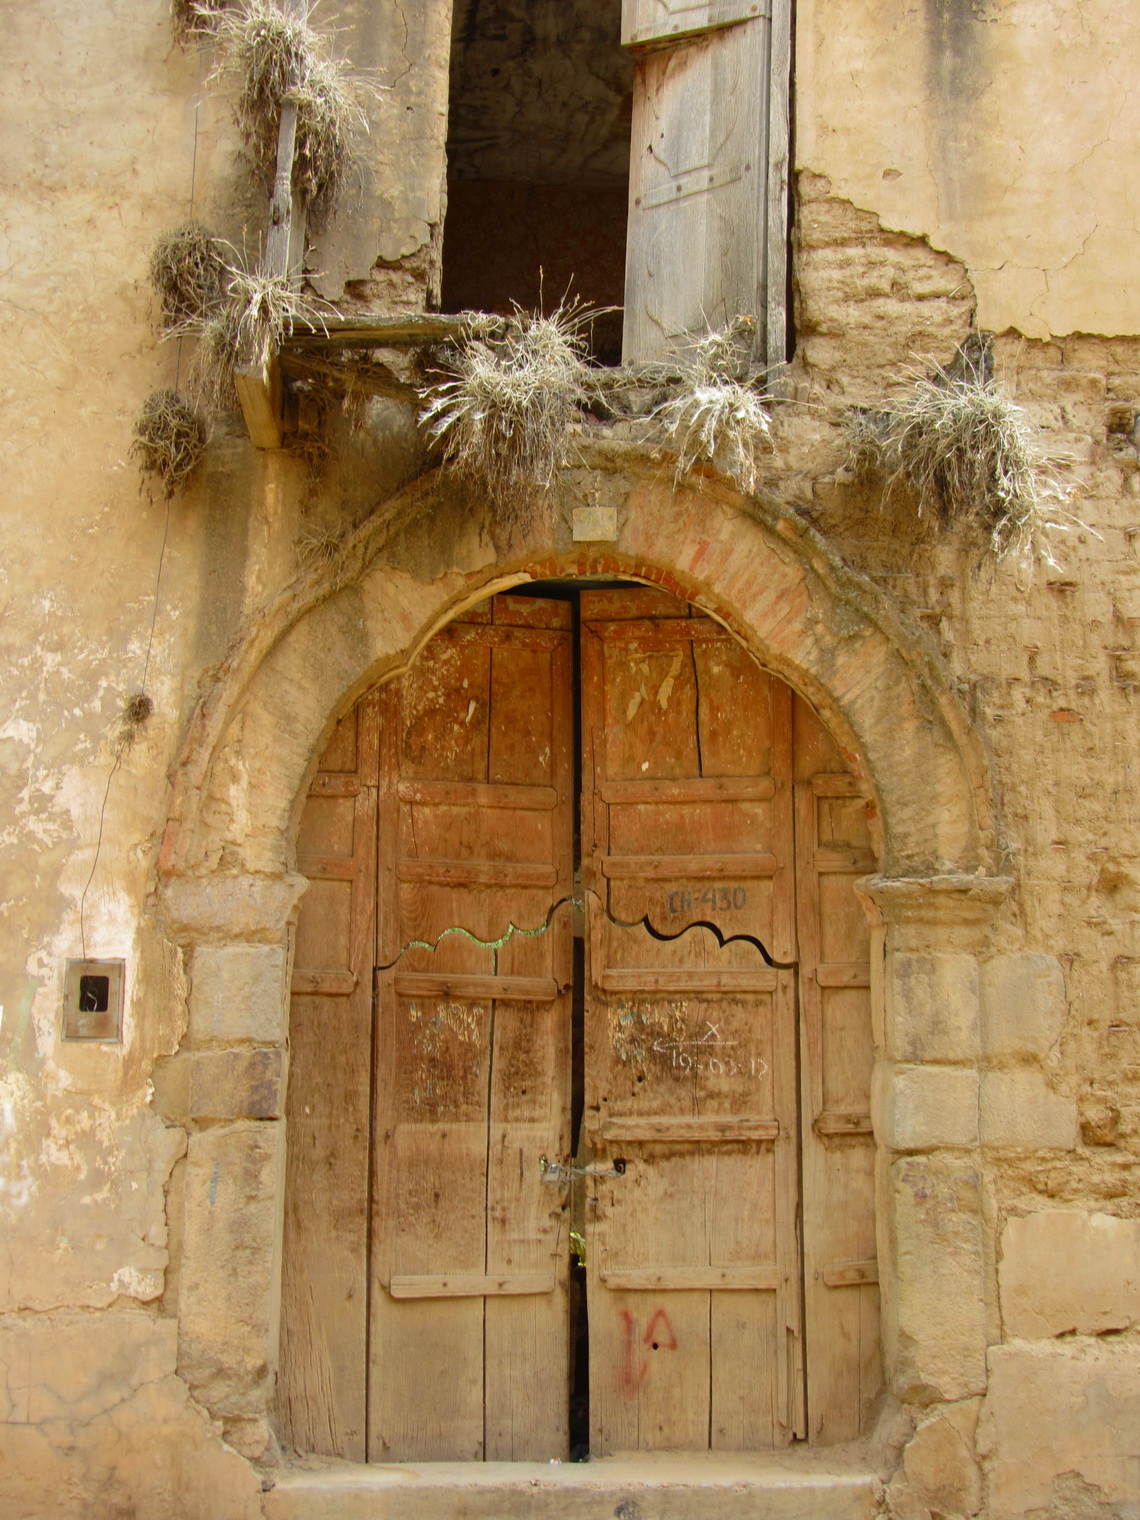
[63,959,125,1042]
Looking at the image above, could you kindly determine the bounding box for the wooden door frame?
[154,462,1007,1468]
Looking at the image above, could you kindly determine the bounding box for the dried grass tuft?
[181,254,331,411]
[172,0,230,45]
[297,522,344,565]
[189,304,244,412]
[118,693,155,749]
[149,222,226,330]
[211,0,372,213]
[226,262,326,364]
[420,303,597,524]
[131,390,208,497]
[651,321,773,493]
[845,353,1045,556]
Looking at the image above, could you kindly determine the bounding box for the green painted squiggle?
[381,895,582,969]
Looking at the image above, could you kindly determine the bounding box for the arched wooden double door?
[281,586,880,1462]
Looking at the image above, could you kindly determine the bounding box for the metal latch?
[539,1156,626,1184]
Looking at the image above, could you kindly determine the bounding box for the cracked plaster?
[797,0,1140,339]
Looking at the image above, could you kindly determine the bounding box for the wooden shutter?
[793,696,883,1442]
[368,595,574,1461]
[280,693,381,1460]
[580,587,803,1453]
[621,0,790,371]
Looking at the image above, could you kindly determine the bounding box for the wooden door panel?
[582,591,801,1454]
[285,589,880,1461]
[281,695,380,1461]
[369,594,573,1463]
[623,17,770,363]
[793,696,882,1444]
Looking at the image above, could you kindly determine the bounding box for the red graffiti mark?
[643,1308,677,1352]
[618,1307,679,1397]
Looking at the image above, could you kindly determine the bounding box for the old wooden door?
[622,0,774,364]
[283,594,574,1462]
[580,586,803,1452]
[369,594,575,1461]
[282,583,880,1461]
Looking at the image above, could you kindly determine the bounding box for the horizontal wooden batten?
[814,1111,873,1137]
[602,1116,779,1143]
[814,848,877,874]
[307,773,361,798]
[809,774,867,798]
[601,1265,781,1292]
[622,0,769,49]
[397,858,558,889]
[586,617,730,646]
[391,973,558,1004]
[397,779,557,811]
[440,623,567,653]
[815,964,871,988]
[291,970,357,997]
[297,854,355,881]
[822,1259,878,1289]
[598,968,779,994]
[285,311,504,350]
[601,776,775,805]
[387,1273,554,1299]
[601,852,779,880]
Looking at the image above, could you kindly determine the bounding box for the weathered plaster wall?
[797,0,1140,339]
[0,2,440,1513]
[1,2,1139,1518]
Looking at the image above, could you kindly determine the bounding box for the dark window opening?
[79,975,110,1013]
[442,2,634,364]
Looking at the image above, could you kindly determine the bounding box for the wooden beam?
[278,349,420,405]
[233,349,285,450]
[237,0,307,450]
[283,311,507,351]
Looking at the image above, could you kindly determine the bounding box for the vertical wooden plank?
[280,693,380,1460]
[369,615,494,1461]
[793,694,882,1444]
[622,18,771,364]
[483,603,574,1460]
[582,597,801,1454]
[765,0,792,379]
[370,597,574,1462]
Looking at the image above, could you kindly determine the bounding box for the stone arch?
[156,455,1006,1463]
[161,454,994,884]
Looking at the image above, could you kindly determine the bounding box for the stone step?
[262,1454,880,1520]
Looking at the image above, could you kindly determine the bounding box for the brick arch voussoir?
[159,465,995,885]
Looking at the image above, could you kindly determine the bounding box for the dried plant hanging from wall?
[649,321,774,494]
[845,341,1049,557]
[183,254,332,410]
[131,390,209,497]
[172,0,231,45]
[149,222,227,330]
[118,693,155,750]
[420,304,597,525]
[210,0,375,216]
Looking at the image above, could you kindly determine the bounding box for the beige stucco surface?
[1,2,1139,1517]
[797,0,1140,340]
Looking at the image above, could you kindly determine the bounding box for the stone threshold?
[261,1450,880,1520]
